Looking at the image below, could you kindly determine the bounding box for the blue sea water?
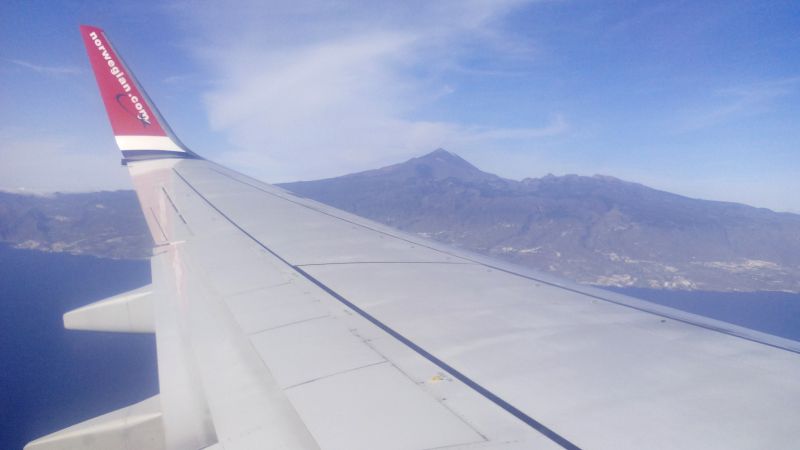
[610,287,800,342]
[1,244,799,449]
[0,244,156,449]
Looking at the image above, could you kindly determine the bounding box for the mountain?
[0,190,151,259]
[2,149,798,292]
[280,149,800,292]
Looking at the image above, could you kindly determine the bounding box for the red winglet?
[80,25,167,136]
[80,25,193,158]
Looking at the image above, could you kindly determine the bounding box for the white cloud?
[0,130,131,193]
[168,0,562,181]
[8,59,81,76]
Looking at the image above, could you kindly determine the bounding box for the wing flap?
[249,316,385,389]
[63,284,154,333]
[286,363,482,450]
[24,396,164,450]
[224,283,329,335]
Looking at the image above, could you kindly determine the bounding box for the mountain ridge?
[1,149,797,292]
[280,150,800,292]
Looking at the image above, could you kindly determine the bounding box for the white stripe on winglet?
[115,135,185,152]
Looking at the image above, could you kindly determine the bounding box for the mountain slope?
[0,191,151,259]
[280,149,800,292]
[1,150,798,292]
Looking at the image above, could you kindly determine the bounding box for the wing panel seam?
[172,167,582,450]
[296,261,473,267]
[282,360,389,391]
[208,166,800,355]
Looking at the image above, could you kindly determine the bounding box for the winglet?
[80,25,199,161]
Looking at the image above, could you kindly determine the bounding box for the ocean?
[610,286,800,342]
[0,244,156,449]
[1,244,798,448]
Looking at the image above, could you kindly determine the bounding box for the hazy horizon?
[2,148,798,215]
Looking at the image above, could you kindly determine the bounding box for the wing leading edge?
[24,25,800,450]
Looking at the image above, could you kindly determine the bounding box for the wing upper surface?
[132,159,567,449]
[126,157,800,450]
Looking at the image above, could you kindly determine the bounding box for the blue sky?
[1,0,799,212]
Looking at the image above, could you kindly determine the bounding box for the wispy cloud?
[462,114,568,141]
[167,0,558,181]
[677,76,800,131]
[8,59,81,76]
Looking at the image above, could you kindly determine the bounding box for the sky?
[1,0,799,212]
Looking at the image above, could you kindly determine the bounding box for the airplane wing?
[25,25,800,450]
